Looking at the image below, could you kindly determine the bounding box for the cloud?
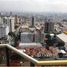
[0,0,67,13]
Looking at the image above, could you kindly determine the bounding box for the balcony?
[0,44,67,67]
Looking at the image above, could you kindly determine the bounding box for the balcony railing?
[0,44,67,66]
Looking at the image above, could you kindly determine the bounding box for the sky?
[0,0,67,13]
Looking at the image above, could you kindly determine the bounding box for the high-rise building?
[0,16,6,38]
[0,25,6,38]
[31,16,34,27]
[9,17,15,32]
[15,15,20,27]
[34,30,44,43]
[0,16,3,24]
[44,19,54,33]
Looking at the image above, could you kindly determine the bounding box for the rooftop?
[57,33,67,42]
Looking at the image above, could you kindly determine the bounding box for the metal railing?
[0,44,67,66]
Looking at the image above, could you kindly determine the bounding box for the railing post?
[30,62,35,67]
[5,47,10,66]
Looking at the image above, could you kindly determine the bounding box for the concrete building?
[20,32,34,43]
[44,19,54,33]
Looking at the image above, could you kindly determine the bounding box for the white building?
[0,16,15,38]
[0,17,6,38]
[5,16,15,32]
[0,24,6,38]
[57,33,67,50]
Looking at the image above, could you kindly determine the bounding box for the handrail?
[0,44,67,65]
[0,44,38,64]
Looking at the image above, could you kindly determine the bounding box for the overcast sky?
[0,0,67,13]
